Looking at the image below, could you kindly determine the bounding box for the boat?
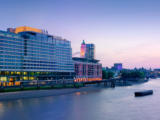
[135,90,153,97]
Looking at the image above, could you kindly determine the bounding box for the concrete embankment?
[0,85,103,101]
[0,79,149,101]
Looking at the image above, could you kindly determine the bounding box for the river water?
[0,78,160,120]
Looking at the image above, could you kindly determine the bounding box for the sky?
[0,0,160,69]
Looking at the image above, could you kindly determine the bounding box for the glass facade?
[0,29,75,82]
[86,44,95,60]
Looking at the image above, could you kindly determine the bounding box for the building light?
[0,77,7,81]
[14,26,42,34]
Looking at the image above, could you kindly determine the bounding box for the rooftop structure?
[72,57,99,63]
[7,26,43,34]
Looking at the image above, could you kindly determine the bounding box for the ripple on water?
[0,79,160,120]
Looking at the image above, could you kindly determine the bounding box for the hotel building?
[73,40,102,82]
[0,26,74,83]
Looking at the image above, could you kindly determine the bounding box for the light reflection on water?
[0,79,160,120]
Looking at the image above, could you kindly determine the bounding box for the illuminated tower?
[80,40,95,59]
[80,40,86,58]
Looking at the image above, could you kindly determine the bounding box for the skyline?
[1,0,160,68]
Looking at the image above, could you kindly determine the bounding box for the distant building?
[105,67,109,71]
[154,69,160,72]
[80,40,95,59]
[112,63,123,71]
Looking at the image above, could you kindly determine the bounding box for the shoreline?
[0,85,104,101]
[0,79,149,101]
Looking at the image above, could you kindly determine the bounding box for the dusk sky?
[1,0,160,69]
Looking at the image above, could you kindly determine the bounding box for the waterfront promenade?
[0,79,116,100]
[0,78,148,101]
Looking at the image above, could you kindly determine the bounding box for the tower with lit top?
[80,40,86,58]
[80,40,95,60]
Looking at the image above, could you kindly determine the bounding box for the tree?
[107,71,114,79]
[121,70,145,79]
[102,70,114,79]
[102,69,107,79]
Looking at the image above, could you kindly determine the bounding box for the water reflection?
[0,79,159,120]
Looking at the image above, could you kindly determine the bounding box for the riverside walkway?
[0,79,124,91]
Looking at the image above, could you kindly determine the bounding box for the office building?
[0,26,75,83]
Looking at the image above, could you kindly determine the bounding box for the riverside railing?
[0,79,120,90]
[0,79,76,89]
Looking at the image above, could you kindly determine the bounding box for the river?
[0,78,160,120]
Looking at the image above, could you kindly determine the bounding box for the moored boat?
[135,90,153,97]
